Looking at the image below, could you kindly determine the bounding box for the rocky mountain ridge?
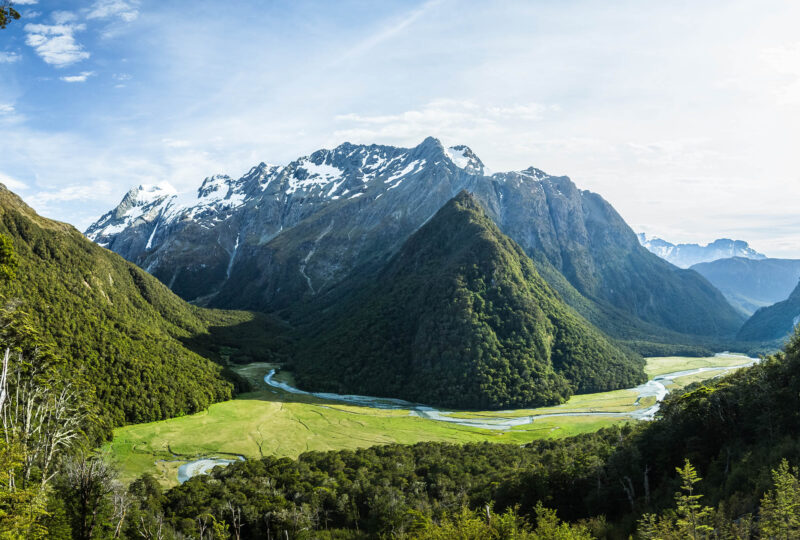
[87,137,744,343]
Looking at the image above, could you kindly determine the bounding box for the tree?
[0,348,50,540]
[760,459,800,539]
[3,348,86,490]
[0,2,20,30]
[0,235,17,284]
[61,454,117,540]
[673,460,714,540]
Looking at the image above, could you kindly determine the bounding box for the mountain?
[87,137,744,344]
[292,192,646,409]
[691,257,800,316]
[638,233,766,268]
[737,280,800,343]
[0,184,284,430]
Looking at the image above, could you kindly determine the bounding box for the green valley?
[108,354,756,487]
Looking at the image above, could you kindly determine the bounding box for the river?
[178,354,758,482]
[263,354,759,430]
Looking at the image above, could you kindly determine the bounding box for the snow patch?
[287,159,344,195]
[384,159,425,184]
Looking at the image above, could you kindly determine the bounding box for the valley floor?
[107,354,756,487]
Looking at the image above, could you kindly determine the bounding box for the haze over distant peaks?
[637,233,766,268]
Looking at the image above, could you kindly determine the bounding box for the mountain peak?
[444,145,487,175]
[127,183,177,202]
[418,135,443,149]
[519,166,550,180]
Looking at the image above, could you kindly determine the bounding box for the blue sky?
[1,0,799,256]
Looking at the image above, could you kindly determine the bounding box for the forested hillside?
[0,185,285,430]
[294,192,646,409]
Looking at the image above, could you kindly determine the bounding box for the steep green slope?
[0,185,285,429]
[737,281,800,343]
[692,257,800,316]
[294,192,646,409]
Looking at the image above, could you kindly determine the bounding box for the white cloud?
[51,11,77,24]
[161,138,191,148]
[60,71,95,83]
[0,51,20,63]
[761,43,800,105]
[333,100,556,149]
[24,23,90,67]
[27,181,115,206]
[87,0,139,22]
[0,173,28,192]
[13,0,39,4]
[0,104,15,114]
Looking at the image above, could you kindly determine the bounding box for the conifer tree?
[674,460,714,540]
[760,459,800,539]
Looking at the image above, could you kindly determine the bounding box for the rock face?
[87,137,743,338]
[292,191,647,409]
[638,234,766,268]
[692,257,800,316]
[738,281,800,343]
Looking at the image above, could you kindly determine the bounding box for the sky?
[0,0,799,256]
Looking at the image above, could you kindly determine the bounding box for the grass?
[644,354,753,377]
[107,354,755,487]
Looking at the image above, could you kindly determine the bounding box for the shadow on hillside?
[178,313,296,393]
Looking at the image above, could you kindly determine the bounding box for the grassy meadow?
[107,355,756,486]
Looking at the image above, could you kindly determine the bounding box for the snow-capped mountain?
[637,234,767,268]
[87,137,743,338]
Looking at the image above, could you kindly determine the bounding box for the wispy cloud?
[0,173,28,192]
[332,0,443,66]
[87,0,139,23]
[51,10,78,24]
[334,99,557,147]
[26,181,115,207]
[762,42,800,105]
[13,0,39,4]
[24,23,89,66]
[0,104,15,114]
[0,52,21,63]
[60,71,95,83]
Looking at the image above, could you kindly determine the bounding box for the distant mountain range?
[87,137,743,357]
[691,258,800,316]
[637,234,766,268]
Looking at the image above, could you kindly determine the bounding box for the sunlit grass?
[108,354,755,487]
